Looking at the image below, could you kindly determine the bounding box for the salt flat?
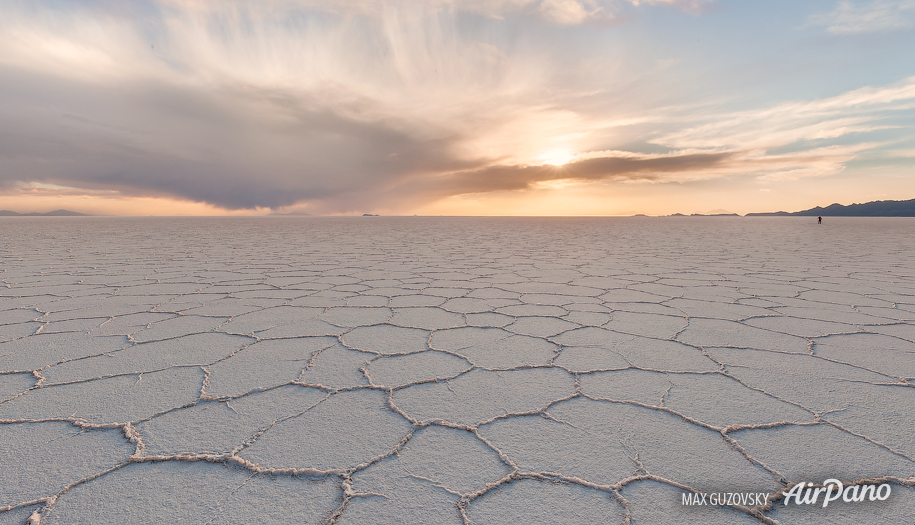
[1,216,914,524]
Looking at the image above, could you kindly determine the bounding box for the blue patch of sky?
[585,0,915,107]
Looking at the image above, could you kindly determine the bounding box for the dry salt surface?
[1,216,914,524]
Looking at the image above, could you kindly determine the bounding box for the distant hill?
[0,209,88,216]
[748,198,915,217]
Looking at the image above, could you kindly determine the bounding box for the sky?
[1,0,914,216]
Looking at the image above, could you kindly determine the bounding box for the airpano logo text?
[782,479,891,507]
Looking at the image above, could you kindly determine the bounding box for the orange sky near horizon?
[3,169,912,216]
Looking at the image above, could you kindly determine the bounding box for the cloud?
[0,0,912,215]
[653,76,915,158]
[810,0,915,34]
[401,142,872,202]
[161,0,705,24]
[0,65,477,210]
[419,151,733,196]
[414,75,915,198]
[539,0,596,24]
[630,0,713,12]
[0,1,509,211]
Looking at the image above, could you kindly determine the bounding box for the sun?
[539,149,574,166]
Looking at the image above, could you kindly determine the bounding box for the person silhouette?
[818,216,822,224]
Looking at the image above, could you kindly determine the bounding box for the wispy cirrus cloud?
[810,0,915,34]
[162,0,709,25]
[655,76,915,150]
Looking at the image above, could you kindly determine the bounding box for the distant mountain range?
[0,209,88,216]
[747,198,915,217]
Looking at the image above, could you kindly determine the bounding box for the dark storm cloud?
[0,65,475,210]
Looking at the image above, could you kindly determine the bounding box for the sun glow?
[539,149,574,166]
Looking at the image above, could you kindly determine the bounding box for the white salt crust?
[1,216,914,524]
